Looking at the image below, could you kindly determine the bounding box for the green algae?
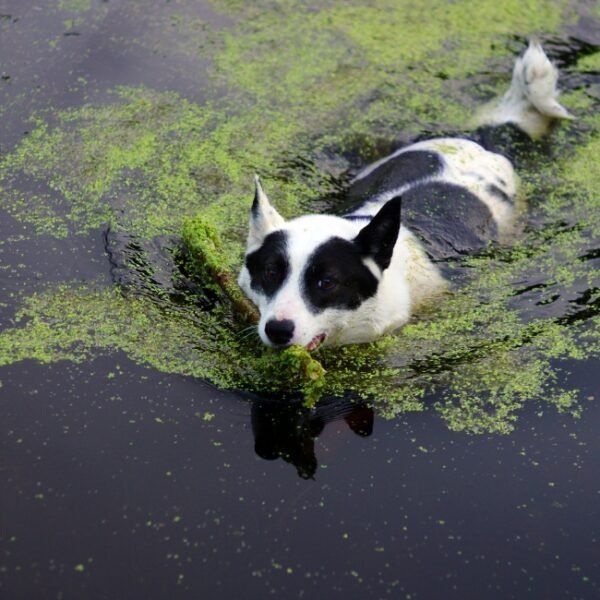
[214,0,572,141]
[56,0,92,12]
[257,346,327,408]
[0,282,327,405]
[0,0,598,433]
[0,1,575,248]
[1,90,220,240]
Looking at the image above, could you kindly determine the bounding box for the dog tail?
[475,40,573,139]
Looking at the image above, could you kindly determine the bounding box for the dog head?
[237,176,402,350]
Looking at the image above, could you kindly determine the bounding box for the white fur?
[476,40,573,138]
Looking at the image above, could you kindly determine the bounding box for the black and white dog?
[238,42,572,351]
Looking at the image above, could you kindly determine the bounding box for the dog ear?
[354,197,402,271]
[247,175,286,248]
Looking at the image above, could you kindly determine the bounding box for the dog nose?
[265,319,295,346]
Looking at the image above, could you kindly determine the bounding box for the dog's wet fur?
[238,41,573,350]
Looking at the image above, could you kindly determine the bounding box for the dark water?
[2,355,599,599]
[1,2,599,599]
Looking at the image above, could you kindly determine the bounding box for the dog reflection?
[251,397,373,479]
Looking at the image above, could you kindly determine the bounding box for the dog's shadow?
[247,395,374,479]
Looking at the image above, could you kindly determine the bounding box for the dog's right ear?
[247,175,286,248]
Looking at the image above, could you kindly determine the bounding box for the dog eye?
[317,276,337,291]
[264,267,279,281]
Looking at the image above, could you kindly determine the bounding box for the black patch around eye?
[303,238,378,314]
[245,230,289,297]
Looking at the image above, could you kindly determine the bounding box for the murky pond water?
[1,1,599,598]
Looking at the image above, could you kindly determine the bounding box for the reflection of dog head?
[250,396,373,479]
[238,177,406,351]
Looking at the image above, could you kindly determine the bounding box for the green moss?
[0,285,242,386]
[258,346,327,408]
[576,52,600,71]
[57,0,92,12]
[0,0,597,433]
[0,0,574,248]
[215,0,571,141]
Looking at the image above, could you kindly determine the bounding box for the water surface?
[1,1,599,598]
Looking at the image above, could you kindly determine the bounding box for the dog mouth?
[306,333,326,352]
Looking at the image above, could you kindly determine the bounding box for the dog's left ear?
[354,197,402,271]
[247,175,286,248]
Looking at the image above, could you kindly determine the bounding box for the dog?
[238,42,572,350]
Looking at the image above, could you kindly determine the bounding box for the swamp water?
[0,1,599,598]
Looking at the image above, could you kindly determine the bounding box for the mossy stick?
[182,215,260,324]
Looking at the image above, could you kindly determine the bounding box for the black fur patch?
[302,238,378,314]
[401,182,498,259]
[344,215,371,221]
[345,150,444,208]
[251,186,261,217]
[487,183,513,204]
[472,123,542,169]
[245,230,289,297]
